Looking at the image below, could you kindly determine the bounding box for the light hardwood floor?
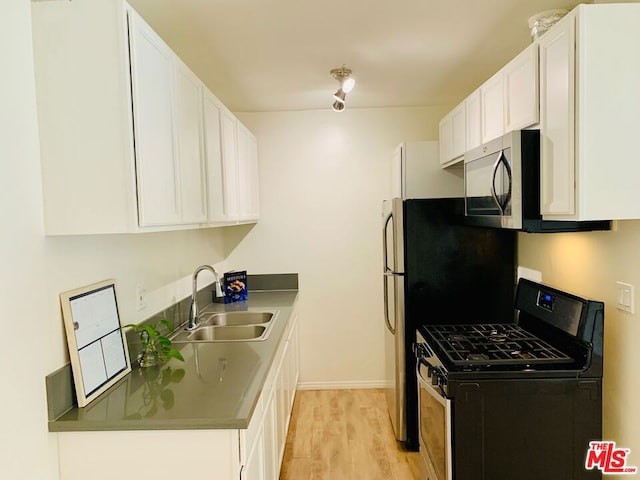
[280,389,420,480]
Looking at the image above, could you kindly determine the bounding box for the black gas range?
[414,279,604,480]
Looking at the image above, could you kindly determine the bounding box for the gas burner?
[489,334,509,343]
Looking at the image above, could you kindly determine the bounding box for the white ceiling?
[127,0,581,113]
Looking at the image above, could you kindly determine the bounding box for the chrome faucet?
[188,265,224,330]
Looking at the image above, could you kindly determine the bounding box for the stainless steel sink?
[170,310,278,343]
[200,311,274,327]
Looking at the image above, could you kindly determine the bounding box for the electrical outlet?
[136,285,147,311]
[616,281,634,314]
[517,266,542,283]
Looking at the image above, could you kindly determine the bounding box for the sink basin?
[170,310,278,343]
[200,311,274,327]
[189,325,266,341]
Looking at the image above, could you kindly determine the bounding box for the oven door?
[417,359,453,480]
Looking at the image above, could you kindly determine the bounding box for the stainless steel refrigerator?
[382,142,516,451]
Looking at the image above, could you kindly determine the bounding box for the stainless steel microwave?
[464,130,609,233]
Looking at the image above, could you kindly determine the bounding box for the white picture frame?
[60,279,132,407]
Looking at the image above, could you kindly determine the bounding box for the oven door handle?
[416,355,454,480]
[416,357,447,407]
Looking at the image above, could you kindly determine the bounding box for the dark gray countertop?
[49,290,299,432]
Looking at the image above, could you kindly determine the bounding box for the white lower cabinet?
[242,313,299,480]
[55,313,299,480]
[241,423,266,480]
[262,385,278,480]
[57,430,242,480]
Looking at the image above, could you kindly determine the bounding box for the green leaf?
[166,349,185,362]
[159,319,173,331]
[139,324,158,340]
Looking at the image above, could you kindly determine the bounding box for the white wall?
[232,107,448,387]
[518,223,640,471]
[0,3,235,478]
[1,2,51,477]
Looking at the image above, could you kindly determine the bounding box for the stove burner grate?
[426,323,574,366]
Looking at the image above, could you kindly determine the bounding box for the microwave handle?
[490,151,512,215]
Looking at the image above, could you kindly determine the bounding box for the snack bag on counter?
[223,271,248,304]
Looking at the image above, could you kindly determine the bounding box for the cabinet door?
[465,88,482,151]
[237,121,260,221]
[438,102,465,166]
[438,115,453,166]
[263,387,278,480]
[128,10,181,226]
[221,109,240,220]
[481,71,505,143]
[539,14,576,216]
[274,343,288,464]
[241,423,265,480]
[451,103,466,159]
[203,90,227,222]
[174,59,207,224]
[504,43,539,132]
[247,133,260,219]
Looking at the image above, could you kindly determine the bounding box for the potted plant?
[124,319,184,367]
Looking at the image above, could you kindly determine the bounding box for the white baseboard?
[297,380,387,390]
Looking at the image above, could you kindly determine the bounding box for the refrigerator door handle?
[383,208,393,273]
[383,272,396,334]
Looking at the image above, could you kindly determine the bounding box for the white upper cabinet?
[539,4,640,221]
[31,0,258,234]
[480,71,505,144]
[539,15,575,217]
[128,10,181,226]
[465,88,482,152]
[203,90,227,223]
[174,59,207,224]
[438,101,465,167]
[130,11,207,227]
[439,38,538,168]
[207,106,260,224]
[504,42,539,132]
[221,109,241,220]
[238,122,260,222]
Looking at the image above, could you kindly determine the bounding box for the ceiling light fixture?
[330,65,355,111]
[332,100,345,112]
